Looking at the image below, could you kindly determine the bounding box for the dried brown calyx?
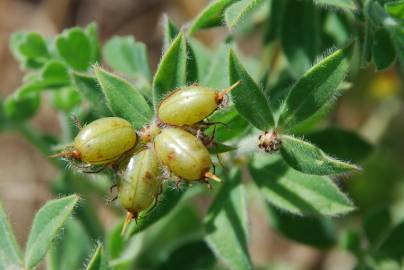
[258,130,282,153]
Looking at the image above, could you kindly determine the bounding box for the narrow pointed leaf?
[267,205,336,248]
[103,36,151,80]
[85,243,110,270]
[313,0,356,11]
[374,221,404,261]
[280,135,360,175]
[228,49,274,130]
[205,169,252,270]
[189,0,240,35]
[363,207,392,246]
[72,72,111,116]
[94,66,152,128]
[281,0,320,77]
[203,43,232,89]
[279,44,353,129]
[372,28,396,71]
[305,127,373,163]
[25,195,80,269]
[152,32,186,108]
[224,0,265,30]
[249,155,355,216]
[0,200,23,269]
[163,15,179,50]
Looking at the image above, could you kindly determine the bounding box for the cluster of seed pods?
[52,82,240,232]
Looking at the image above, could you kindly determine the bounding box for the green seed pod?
[118,148,162,218]
[72,117,137,165]
[157,82,240,126]
[154,127,215,181]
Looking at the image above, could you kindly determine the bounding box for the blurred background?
[0,0,403,269]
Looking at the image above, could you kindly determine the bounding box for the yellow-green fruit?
[158,86,219,126]
[154,128,212,180]
[74,117,137,165]
[118,148,162,215]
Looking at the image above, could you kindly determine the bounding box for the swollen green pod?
[118,148,162,219]
[157,82,240,126]
[52,117,137,165]
[154,128,218,182]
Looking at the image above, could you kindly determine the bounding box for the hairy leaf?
[279,44,353,129]
[229,49,274,130]
[205,169,252,270]
[281,0,320,77]
[305,127,373,163]
[0,200,23,269]
[94,66,152,128]
[313,0,356,11]
[152,32,186,108]
[25,195,80,269]
[249,155,354,216]
[224,0,265,30]
[72,72,111,116]
[280,135,360,175]
[189,0,240,35]
[85,243,110,270]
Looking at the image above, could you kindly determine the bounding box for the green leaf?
[155,241,216,270]
[374,221,404,261]
[207,106,250,142]
[10,32,49,67]
[189,39,213,82]
[162,15,179,50]
[72,72,111,116]
[56,28,92,71]
[0,200,23,269]
[208,142,237,154]
[281,0,320,77]
[205,169,252,270]
[41,60,71,87]
[278,44,353,129]
[85,243,110,270]
[103,36,151,80]
[152,32,186,108]
[137,202,203,268]
[363,207,392,246]
[372,28,397,71]
[385,0,404,19]
[203,43,232,89]
[224,0,265,30]
[228,49,274,130]
[50,86,82,112]
[127,186,184,235]
[189,0,240,35]
[305,127,373,163]
[47,218,92,270]
[263,0,286,44]
[85,22,101,63]
[313,0,356,11]
[94,66,152,128]
[249,155,354,216]
[3,92,41,122]
[24,195,80,269]
[280,135,360,175]
[267,205,336,248]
